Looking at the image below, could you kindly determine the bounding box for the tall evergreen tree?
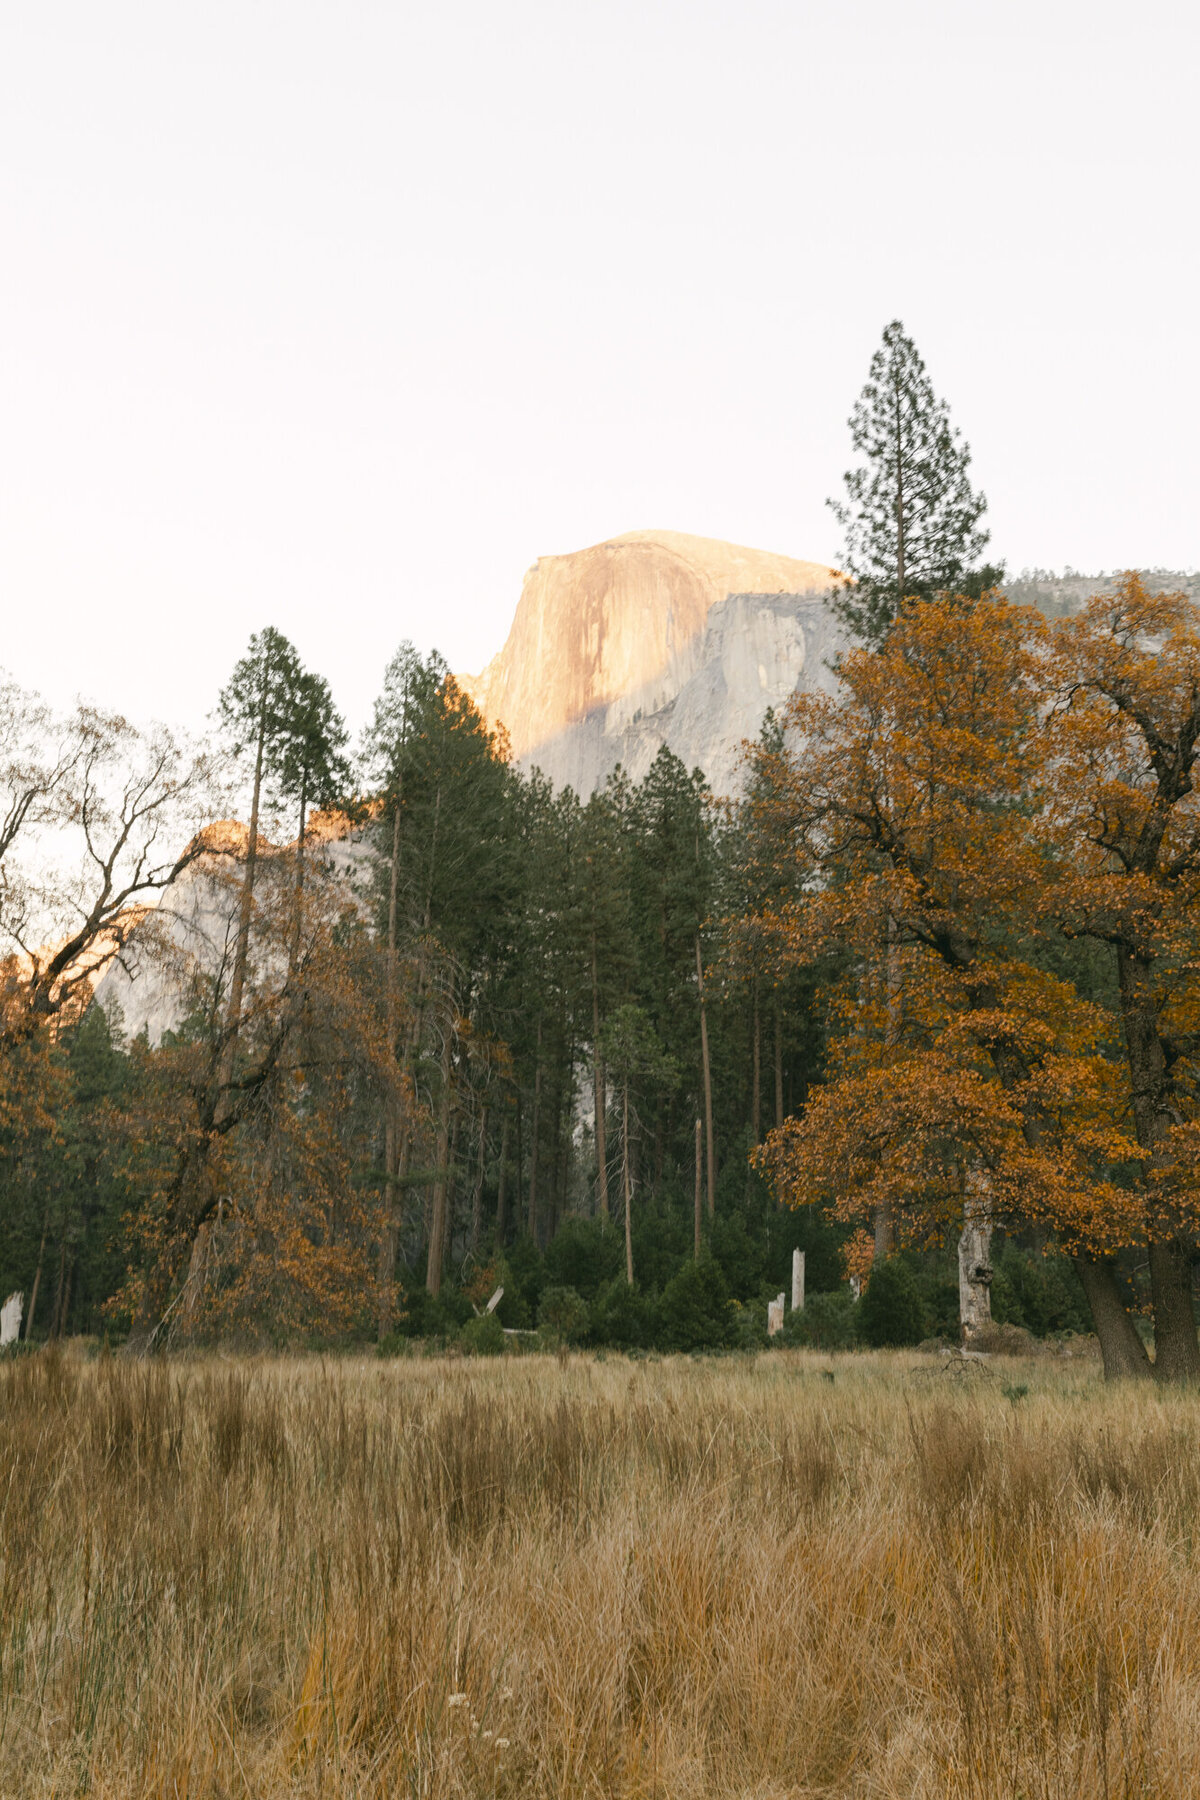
[277,670,350,969]
[216,626,305,1055]
[828,320,1000,646]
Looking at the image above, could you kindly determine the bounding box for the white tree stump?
[1,1292,23,1347]
[791,1249,805,1312]
[767,1295,786,1336]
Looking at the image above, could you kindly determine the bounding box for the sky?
[2,0,1198,739]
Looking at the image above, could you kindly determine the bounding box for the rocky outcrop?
[94,818,370,1047]
[460,530,842,796]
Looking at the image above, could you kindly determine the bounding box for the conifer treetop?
[828,320,998,645]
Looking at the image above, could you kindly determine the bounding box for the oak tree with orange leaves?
[747,587,1173,1379]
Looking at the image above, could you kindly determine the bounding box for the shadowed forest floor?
[2,1343,1198,1797]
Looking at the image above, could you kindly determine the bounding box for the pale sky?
[2,0,1197,739]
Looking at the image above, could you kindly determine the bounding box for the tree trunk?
[49,1235,69,1340]
[1117,946,1200,1380]
[957,1173,993,1346]
[221,697,267,1089]
[528,1016,543,1244]
[622,1080,634,1285]
[751,981,761,1145]
[469,1105,488,1257]
[1073,1255,1152,1380]
[377,802,404,1341]
[695,937,715,1218]
[591,940,609,1217]
[893,383,907,596]
[425,1028,455,1296]
[774,1005,784,1132]
[1148,1240,1199,1383]
[289,765,308,976]
[24,1218,46,1341]
[694,1117,702,1260]
[876,917,900,1260]
[495,1113,510,1246]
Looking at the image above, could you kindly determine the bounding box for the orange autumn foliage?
[747,587,1199,1269]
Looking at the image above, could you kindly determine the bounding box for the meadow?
[2,1343,1199,1799]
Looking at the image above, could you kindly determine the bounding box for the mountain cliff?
[459,530,842,796]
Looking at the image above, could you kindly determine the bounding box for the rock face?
[94,820,369,1048]
[460,530,843,796]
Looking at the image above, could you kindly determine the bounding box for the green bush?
[459,1313,506,1356]
[500,1236,545,1327]
[399,1286,473,1339]
[732,1298,769,1349]
[858,1258,926,1348]
[781,1288,858,1350]
[543,1218,623,1300]
[590,1279,652,1348]
[657,1257,736,1352]
[991,1245,1091,1336]
[537,1285,590,1345]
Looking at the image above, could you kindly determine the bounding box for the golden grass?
[2,1344,1200,1797]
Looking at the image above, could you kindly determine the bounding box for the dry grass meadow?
[4,1344,1200,1798]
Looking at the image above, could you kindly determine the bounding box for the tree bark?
[288,765,308,977]
[695,937,715,1218]
[425,1027,455,1297]
[528,1016,543,1244]
[623,1079,634,1285]
[221,693,267,1091]
[1148,1240,1199,1383]
[694,1117,702,1260]
[957,1173,993,1346]
[377,802,404,1340]
[1073,1255,1152,1380]
[751,980,761,1145]
[774,1005,784,1132]
[495,1113,510,1246]
[591,939,609,1217]
[24,1218,46,1341]
[469,1105,487,1258]
[1116,946,1200,1380]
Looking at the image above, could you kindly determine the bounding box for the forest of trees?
[3,322,1199,1377]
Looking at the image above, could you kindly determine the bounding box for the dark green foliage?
[990,1245,1091,1337]
[537,1285,590,1344]
[630,1189,692,1293]
[543,1217,623,1300]
[460,1312,506,1356]
[502,1236,546,1324]
[828,319,1000,646]
[781,1290,859,1350]
[858,1257,926,1348]
[399,1286,473,1339]
[590,1279,652,1348]
[657,1257,736,1352]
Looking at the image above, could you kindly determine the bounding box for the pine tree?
[277,670,350,970]
[216,627,305,1055]
[828,320,1000,645]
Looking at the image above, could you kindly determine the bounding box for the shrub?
[537,1285,590,1345]
[400,1286,472,1340]
[501,1235,545,1327]
[658,1257,736,1352]
[543,1218,623,1300]
[459,1313,506,1357]
[782,1289,858,1350]
[732,1299,769,1350]
[590,1279,652,1348]
[858,1258,925,1348]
